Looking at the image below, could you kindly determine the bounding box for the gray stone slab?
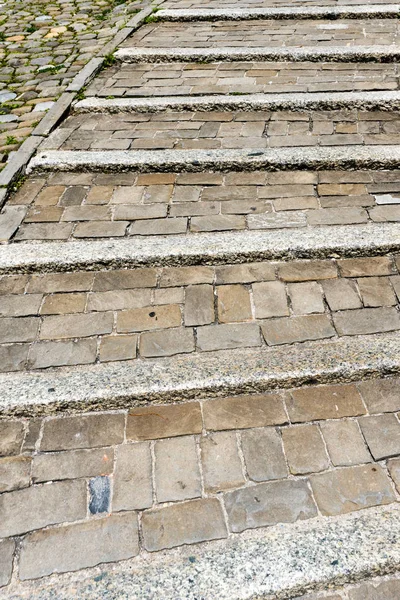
[2,505,400,599]
[66,57,103,93]
[0,206,28,242]
[0,222,399,274]
[33,93,75,137]
[75,90,400,114]
[0,136,44,188]
[115,45,400,63]
[0,331,400,416]
[158,5,400,20]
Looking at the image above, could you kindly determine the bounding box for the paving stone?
[19,513,139,580]
[40,312,114,339]
[310,464,396,516]
[338,257,395,277]
[41,413,125,451]
[307,207,368,226]
[74,221,128,238]
[203,393,288,431]
[129,218,187,236]
[27,272,94,294]
[201,431,245,493]
[155,436,201,503]
[127,402,202,441]
[22,419,42,453]
[40,292,87,315]
[197,322,261,351]
[262,314,335,345]
[215,262,275,284]
[288,282,324,315]
[358,377,400,413]
[0,317,39,343]
[0,294,42,317]
[93,269,157,291]
[117,304,182,333]
[322,279,362,311]
[241,427,288,482]
[160,266,214,287]
[0,540,14,588]
[358,414,400,460]
[0,479,87,538]
[0,456,31,492]
[278,260,338,282]
[321,420,371,467]
[287,383,366,423]
[282,424,329,475]
[357,276,397,307]
[99,334,137,362]
[0,206,28,242]
[217,284,252,323]
[142,498,227,552]
[387,457,400,493]
[88,289,151,312]
[184,284,215,326]
[348,579,400,600]
[224,479,317,534]
[28,338,97,369]
[0,420,24,456]
[32,448,114,483]
[252,281,289,318]
[0,344,29,373]
[113,443,152,512]
[0,275,28,295]
[140,327,195,357]
[333,307,400,336]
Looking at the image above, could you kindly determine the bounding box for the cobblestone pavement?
[0,0,147,168]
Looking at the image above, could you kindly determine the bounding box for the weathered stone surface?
[288,282,324,315]
[217,284,252,323]
[348,579,400,600]
[201,431,245,492]
[32,448,114,483]
[287,383,366,422]
[184,284,215,326]
[358,377,400,413]
[155,436,201,503]
[197,323,261,351]
[203,393,287,431]
[0,420,24,456]
[241,428,288,482]
[140,327,195,357]
[387,457,400,493]
[113,443,153,511]
[282,424,329,475]
[253,281,289,318]
[358,414,400,460]
[0,456,31,492]
[322,279,362,311]
[117,304,182,333]
[333,307,400,336]
[321,421,371,467]
[0,540,14,588]
[127,402,202,441]
[262,314,335,345]
[41,413,125,451]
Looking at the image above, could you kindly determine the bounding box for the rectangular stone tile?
[358,377,400,413]
[117,304,182,333]
[28,338,97,369]
[262,314,335,345]
[387,457,400,493]
[88,289,151,312]
[307,207,368,226]
[321,421,371,467]
[41,413,125,451]
[19,513,139,580]
[0,344,29,373]
[27,272,94,294]
[357,276,397,307]
[282,424,329,475]
[160,266,214,287]
[348,579,400,600]
[0,295,42,318]
[113,443,152,511]
[129,218,187,236]
[217,284,252,323]
[0,317,39,343]
[215,262,275,284]
[127,402,202,441]
[333,307,400,336]
[241,428,288,482]
[142,498,227,552]
[278,260,337,282]
[310,464,396,516]
[40,312,114,340]
[0,275,28,295]
[93,268,157,291]
[224,479,317,534]
[32,448,114,483]
[140,327,195,357]
[40,292,87,315]
[203,393,287,431]
[338,257,395,277]
[287,383,366,423]
[0,420,24,456]
[0,479,87,538]
[99,334,137,362]
[191,215,245,232]
[252,281,289,319]
[73,221,128,238]
[155,436,201,503]
[15,223,73,241]
[201,431,245,493]
[184,284,215,326]
[0,540,15,588]
[197,323,261,352]
[358,414,400,460]
[0,456,31,492]
[288,282,324,315]
[322,279,362,311]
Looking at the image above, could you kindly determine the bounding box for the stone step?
[161,0,395,7]
[115,45,400,63]
[157,5,400,20]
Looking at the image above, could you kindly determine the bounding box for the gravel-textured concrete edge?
[1,222,400,274]
[115,44,400,63]
[76,90,400,113]
[2,504,400,599]
[157,5,400,20]
[0,332,399,416]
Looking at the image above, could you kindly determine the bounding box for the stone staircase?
[1,0,400,597]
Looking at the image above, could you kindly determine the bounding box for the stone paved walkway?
[1,0,400,596]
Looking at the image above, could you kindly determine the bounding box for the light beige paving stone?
[93,269,157,291]
[160,266,214,287]
[0,345,29,373]
[127,402,202,441]
[201,431,245,493]
[357,276,397,307]
[322,279,362,311]
[288,282,324,315]
[358,377,400,413]
[278,260,337,282]
[311,464,396,516]
[0,317,39,344]
[113,443,153,512]
[333,307,400,336]
[155,436,201,503]
[28,272,94,294]
[0,456,31,492]
[338,257,395,277]
[348,579,400,600]
[88,289,151,312]
[203,393,288,431]
[0,420,24,456]
[0,540,14,588]
[0,295,42,318]
[215,262,275,284]
[282,424,329,475]
[28,339,97,369]
[287,383,366,422]
[19,513,139,580]
[262,314,335,345]
[387,457,400,492]
[224,479,317,533]
[252,281,289,318]
[140,327,195,357]
[0,479,87,538]
[117,304,182,333]
[40,312,114,340]
[197,322,261,351]
[32,448,114,483]
[241,427,288,482]
[40,293,87,315]
[142,498,227,552]
[184,284,215,326]
[99,334,137,362]
[358,414,400,460]
[74,221,128,238]
[321,421,371,466]
[217,284,252,323]
[0,275,28,295]
[41,413,125,451]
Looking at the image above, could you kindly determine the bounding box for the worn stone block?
[184,284,215,326]
[387,457,400,493]
[253,281,289,318]
[282,424,329,475]
[117,304,182,333]
[93,268,157,291]
[0,344,29,373]
[278,260,337,282]
[113,443,153,512]
[0,540,15,588]
[197,322,261,351]
[333,307,400,336]
[41,413,125,451]
[27,272,94,294]
[288,282,324,315]
[287,383,366,423]
[0,317,39,343]
[140,327,195,357]
[262,314,335,345]
[358,414,400,460]
[0,456,31,492]
[99,334,137,362]
[338,257,395,277]
[40,312,114,340]
[217,284,252,323]
[203,393,287,431]
[322,279,362,311]
[241,428,288,482]
[127,402,202,441]
[321,421,371,467]
[201,431,245,493]
[29,339,97,369]
[155,436,201,503]
[357,276,397,307]
[0,420,24,456]
[358,378,400,413]
[32,448,114,483]
[215,262,275,284]
[40,292,87,315]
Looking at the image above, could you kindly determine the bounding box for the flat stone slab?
[3,505,400,599]
[115,45,400,63]
[1,222,400,273]
[1,331,400,415]
[158,5,400,19]
[75,90,400,113]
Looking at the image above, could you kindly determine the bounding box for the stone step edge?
[1,332,400,416]
[1,223,399,274]
[75,90,400,114]
[4,505,400,600]
[28,145,400,175]
[157,5,400,20]
[115,45,400,63]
